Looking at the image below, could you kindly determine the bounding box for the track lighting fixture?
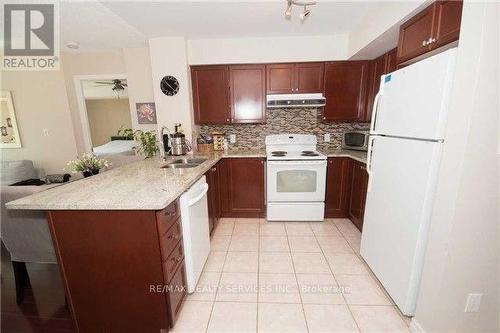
[283,0,316,22]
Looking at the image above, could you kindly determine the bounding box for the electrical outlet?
[229,134,236,143]
[42,128,49,137]
[464,293,482,312]
[324,133,331,142]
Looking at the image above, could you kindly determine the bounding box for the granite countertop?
[319,148,367,164]
[6,148,364,211]
[5,150,265,211]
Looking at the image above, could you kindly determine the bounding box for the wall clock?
[160,76,179,96]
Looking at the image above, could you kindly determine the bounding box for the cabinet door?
[295,62,324,93]
[385,48,398,73]
[230,65,266,123]
[191,65,230,124]
[325,158,352,218]
[225,158,265,217]
[348,161,369,231]
[323,61,369,122]
[266,64,295,94]
[206,168,216,235]
[397,5,434,64]
[365,54,387,122]
[166,264,187,327]
[432,0,462,49]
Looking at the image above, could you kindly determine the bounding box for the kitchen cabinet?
[397,0,462,64]
[230,65,266,123]
[322,61,369,122]
[325,157,352,218]
[192,64,266,124]
[46,199,186,331]
[266,62,324,94]
[219,158,265,218]
[365,47,398,121]
[206,162,221,235]
[348,161,369,231]
[192,65,230,124]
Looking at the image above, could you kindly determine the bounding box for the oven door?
[267,160,327,202]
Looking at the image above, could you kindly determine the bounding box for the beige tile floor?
[173,218,411,333]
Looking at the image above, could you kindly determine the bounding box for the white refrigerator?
[360,48,457,316]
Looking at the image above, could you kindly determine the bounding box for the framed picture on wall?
[136,102,157,124]
[0,91,22,148]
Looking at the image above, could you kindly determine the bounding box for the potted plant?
[133,130,159,158]
[67,153,111,178]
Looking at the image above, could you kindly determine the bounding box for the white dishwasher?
[179,175,211,293]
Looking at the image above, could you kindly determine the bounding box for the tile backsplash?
[199,108,369,150]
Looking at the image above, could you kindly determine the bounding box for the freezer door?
[373,48,457,140]
[360,136,442,315]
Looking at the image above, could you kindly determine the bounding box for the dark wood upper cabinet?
[191,65,230,124]
[325,158,353,218]
[266,62,324,94]
[385,48,398,73]
[432,0,463,49]
[230,64,266,123]
[365,54,387,121]
[266,64,295,93]
[322,61,369,122]
[348,161,369,231]
[295,62,325,93]
[397,6,434,64]
[219,158,265,218]
[397,0,463,64]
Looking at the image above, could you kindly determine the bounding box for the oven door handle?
[267,160,327,166]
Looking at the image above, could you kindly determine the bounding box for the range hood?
[266,93,326,108]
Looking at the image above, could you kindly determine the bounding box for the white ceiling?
[59,1,383,50]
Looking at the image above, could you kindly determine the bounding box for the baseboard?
[409,318,425,333]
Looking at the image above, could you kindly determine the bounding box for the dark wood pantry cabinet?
[325,157,353,218]
[266,62,324,94]
[397,0,462,64]
[348,160,369,231]
[322,61,370,122]
[219,158,265,218]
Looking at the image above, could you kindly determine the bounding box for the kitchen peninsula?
[6,149,366,332]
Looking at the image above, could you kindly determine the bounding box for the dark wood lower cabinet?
[348,160,369,231]
[206,162,221,235]
[47,199,186,332]
[325,158,353,218]
[324,157,368,231]
[219,158,265,218]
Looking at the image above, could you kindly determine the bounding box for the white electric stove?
[265,134,327,221]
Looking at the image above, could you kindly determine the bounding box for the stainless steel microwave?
[342,131,369,151]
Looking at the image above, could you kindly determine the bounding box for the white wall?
[149,37,195,142]
[348,0,427,59]
[123,47,156,132]
[413,2,499,332]
[187,35,348,65]
[0,70,78,174]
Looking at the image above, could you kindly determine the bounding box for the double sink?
[162,158,208,169]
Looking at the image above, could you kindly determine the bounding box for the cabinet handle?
[422,40,428,46]
[168,234,178,240]
[323,117,326,120]
[226,118,230,122]
[211,167,217,172]
[430,38,436,43]
[164,211,174,217]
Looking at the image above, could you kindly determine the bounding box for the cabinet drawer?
[157,200,180,236]
[163,240,184,283]
[160,218,182,260]
[166,263,187,327]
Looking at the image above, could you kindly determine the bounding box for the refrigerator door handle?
[370,88,383,134]
[366,136,376,192]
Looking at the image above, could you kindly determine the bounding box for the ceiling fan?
[94,79,127,93]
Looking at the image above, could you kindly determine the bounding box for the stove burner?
[301,151,314,154]
[301,152,319,157]
[271,151,287,156]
